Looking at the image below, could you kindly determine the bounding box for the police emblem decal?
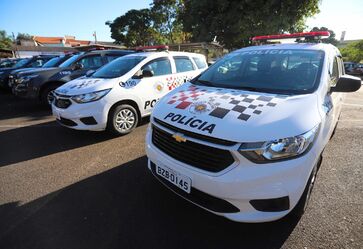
[189,101,215,115]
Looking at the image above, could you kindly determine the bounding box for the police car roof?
[236,42,339,54]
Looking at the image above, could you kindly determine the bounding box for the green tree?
[0,30,13,50]
[341,40,363,63]
[150,0,186,44]
[181,0,320,49]
[107,9,162,47]
[310,27,338,45]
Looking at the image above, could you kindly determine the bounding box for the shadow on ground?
[0,156,300,249]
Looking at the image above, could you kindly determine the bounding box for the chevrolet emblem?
[172,133,187,143]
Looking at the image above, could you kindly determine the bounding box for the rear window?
[193,57,207,69]
[174,56,195,73]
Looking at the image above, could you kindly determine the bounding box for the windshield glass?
[194,49,325,94]
[59,54,80,68]
[14,58,30,68]
[42,57,62,68]
[91,56,145,79]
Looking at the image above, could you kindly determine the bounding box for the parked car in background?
[12,49,134,105]
[0,58,22,68]
[344,62,363,77]
[8,54,77,88]
[0,55,55,90]
[52,46,208,135]
[146,32,361,222]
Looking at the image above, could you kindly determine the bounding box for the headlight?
[239,124,320,163]
[16,74,39,84]
[71,89,111,103]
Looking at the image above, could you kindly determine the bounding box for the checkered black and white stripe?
[166,85,279,121]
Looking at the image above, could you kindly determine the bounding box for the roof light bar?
[135,45,169,52]
[252,31,330,41]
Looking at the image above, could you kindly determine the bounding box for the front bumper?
[146,123,322,222]
[12,83,39,99]
[51,97,110,131]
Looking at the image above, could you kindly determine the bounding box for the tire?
[107,104,139,135]
[292,156,321,218]
[40,84,58,106]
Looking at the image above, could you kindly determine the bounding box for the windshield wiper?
[234,86,288,94]
[194,79,216,87]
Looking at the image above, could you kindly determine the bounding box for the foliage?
[181,0,320,49]
[16,33,32,41]
[107,9,157,47]
[341,40,363,63]
[0,30,13,50]
[150,0,187,44]
[310,27,338,45]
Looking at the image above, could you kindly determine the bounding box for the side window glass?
[330,57,339,86]
[29,59,45,67]
[106,55,121,63]
[192,57,207,69]
[78,55,103,69]
[174,56,195,73]
[141,58,172,76]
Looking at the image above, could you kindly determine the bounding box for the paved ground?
[0,88,362,249]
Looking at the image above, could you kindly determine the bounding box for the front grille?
[150,161,239,213]
[152,125,235,173]
[57,117,77,127]
[54,98,72,109]
[154,118,237,146]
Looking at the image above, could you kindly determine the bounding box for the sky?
[0,0,362,42]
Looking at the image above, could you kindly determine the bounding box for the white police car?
[51,46,207,135]
[146,32,361,222]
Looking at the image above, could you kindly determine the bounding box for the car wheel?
[292,156,321,218]
[40,85,57,106]
[108,104,139,135]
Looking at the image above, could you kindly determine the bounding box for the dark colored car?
[0,55,55,90]
[344,62,363,77]
[12,49,134,104]
[0,58,22,68]
[8,54,77,88]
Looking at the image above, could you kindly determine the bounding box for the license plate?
[156,164,191,193]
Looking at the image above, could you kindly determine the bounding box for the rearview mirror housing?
[73,63,84,71]
[331,75,361,93]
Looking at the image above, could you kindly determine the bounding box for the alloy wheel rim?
[115,109,136,132]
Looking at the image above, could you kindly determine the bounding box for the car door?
[169,56,200,91]
[70,54,103,80]
[324,54,343,138]
[132,56,174,116]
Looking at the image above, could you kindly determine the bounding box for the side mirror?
[86,70,95,77]
[73,63,84,70]
[331,75,361,93]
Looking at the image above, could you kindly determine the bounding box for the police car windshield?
[194,49,325,94]
[42,57,62,68]
[59,55,80,68]
[14,58,30,68]
[91,56,145,79]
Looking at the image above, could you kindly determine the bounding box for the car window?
[194,49,325,94]
[192,57,207,69]
[92,56,145,79]
[330,57,339,86]
[106,55,122,63]
[42,57,62,68]
[59,54,81,68]
[29,58,49,67]
[141,57,172,76]
[78,55,103,69]
[174,56,195,73]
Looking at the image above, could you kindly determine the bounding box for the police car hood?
[15,67,58,76]
[55,77,116,95]
[153,83,321,142]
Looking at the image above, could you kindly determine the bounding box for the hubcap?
[115,109,136,132]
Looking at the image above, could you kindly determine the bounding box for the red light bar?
[252,31,330,41]
[135,45,169,51]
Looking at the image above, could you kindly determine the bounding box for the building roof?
[33,36,64,45]
[33,36,92,47]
